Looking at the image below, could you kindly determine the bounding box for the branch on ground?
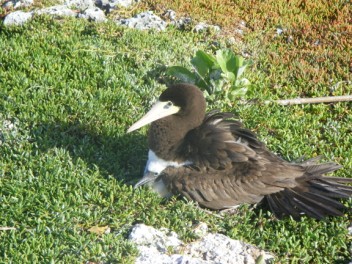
[0,227,16,231]
[266,95,352,105]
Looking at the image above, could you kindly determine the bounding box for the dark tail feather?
[265,163,352,220]
[266,191,302,219]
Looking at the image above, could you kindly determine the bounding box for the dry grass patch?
[143,0,351,97]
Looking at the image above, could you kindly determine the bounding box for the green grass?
[0,14,351,264]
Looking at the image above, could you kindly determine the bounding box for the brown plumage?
[129,83,352,220]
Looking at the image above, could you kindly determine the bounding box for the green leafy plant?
[166,49,251,100]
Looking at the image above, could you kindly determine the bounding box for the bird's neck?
[148,115,191,162]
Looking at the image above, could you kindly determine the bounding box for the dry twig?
[0,227,16,231]
[265,95,352,105]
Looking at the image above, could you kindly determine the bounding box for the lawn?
[0,1,351,263]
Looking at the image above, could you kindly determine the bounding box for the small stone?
[3,10,33,26]
[227,37,237,45]
[114,0,137,8]
[235,29,243,35]
[239,20,246,27]
[171,16,192,30]
[36,5,77,18]
[185,233,273,264]
[2,120,16,131]
[14,0,33,8]
[276,26,287,36]
[0,119,18,145]
[2,1,14,10]
[348,225,352,235]
[96,0,138,11]
[64,0,95,10]
[193,22,220,33]
[129,224,182,253]
[117,11,167,31]
[192,222,208,238]
[78,7,106,22]
[3,0,34,9]
[164,9,176,21]
[276,28,283,35]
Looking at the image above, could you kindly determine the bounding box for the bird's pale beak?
[127,101,180,133]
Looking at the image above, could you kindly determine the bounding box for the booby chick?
[128,83,352,219]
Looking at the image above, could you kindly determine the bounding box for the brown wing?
[162,111,352,218]
[161,158,352,219]
[161,160,305,210]
[175,110,282,170]
[162,111,302,209]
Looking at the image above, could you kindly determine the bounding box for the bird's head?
[127,83,206,133]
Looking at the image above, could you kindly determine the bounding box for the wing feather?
[155,110,351,218]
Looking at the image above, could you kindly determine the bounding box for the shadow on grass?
[31,120,148,185]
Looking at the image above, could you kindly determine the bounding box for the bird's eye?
[164,101,173,109]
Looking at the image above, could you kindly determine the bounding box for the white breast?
[144,150,191,174]
[142,150,192,197]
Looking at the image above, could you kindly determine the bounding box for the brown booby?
[128,83,352,219]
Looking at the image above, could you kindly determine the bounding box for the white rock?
[169,255,209,264]
[227,37,237,45]
[96,0,138,11]
[0,119,19,145]
[64,0,95,10]
[239,20,246,27]
[235,29,243,35]
[117,11,167,31]
[192,222,208,238]
[2,120,16,131]
[129,224,182,253]
[2,0,33,9]
[129,224,274,264]
[193,22,220,33]
[36,5,77,18]
[276,27,284,35]
[2,0,14,10]
[15,0,33,8]
[135,247,208,264]
[111,0,136,8]
[164,9,176,21]
[7,0,33,8]
[78,7,106,22]
[3,11,33,26]
[348,225,352,235]
[171,16,192,29]
[185,233,272,264]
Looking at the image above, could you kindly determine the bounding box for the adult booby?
[128,83,352,219]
